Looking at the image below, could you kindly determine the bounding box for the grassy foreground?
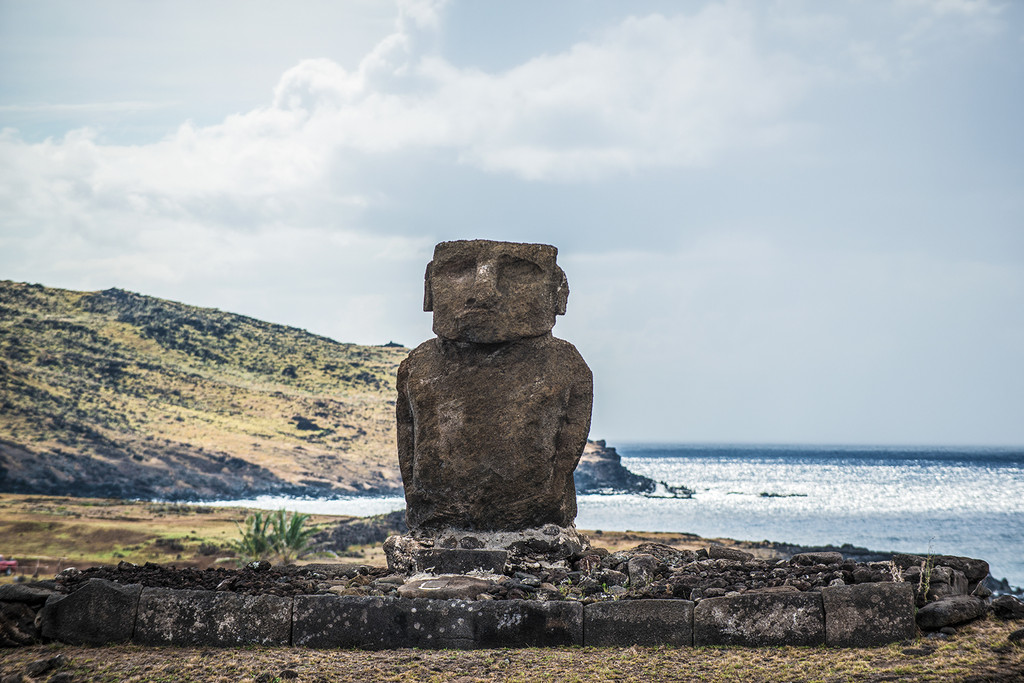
[2,494,1022,681]
[0,618,1021,682]
[0,493,783,577]
[0,494,356,575]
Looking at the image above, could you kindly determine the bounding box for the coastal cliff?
[575,440,654,494]
[575,440,692,497]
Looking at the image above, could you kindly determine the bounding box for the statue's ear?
[423,261,434,312]
[555,267,568,315]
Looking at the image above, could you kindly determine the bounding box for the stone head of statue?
[424,239,569,344]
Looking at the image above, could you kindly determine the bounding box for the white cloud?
[22,0,996,235]
[0,0,831,319]
[0,101,173,114]
[1,0,1009,220]
[0,1,823,227]
[442,8,815,179]
[898,0,1007,45]
[901,0,1004,18]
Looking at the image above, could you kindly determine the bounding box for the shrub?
[271,508,316,564]
[232,508,315,564]
[233,510,275,562]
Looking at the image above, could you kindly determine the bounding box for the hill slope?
[0,281,658,501]
[0,281,407,499]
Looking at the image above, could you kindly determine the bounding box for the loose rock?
[916,595,988,630]
[627,554,660,587]
[0,602,39,647]
[24,655,65,678]
[708,546,754,562]
[792,552,843,566]
[397,575,496,600]
[991,595,1024,620]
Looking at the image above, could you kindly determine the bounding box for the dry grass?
[0,494,349,575]
[0,494,792,579]
[0,618,1020,682]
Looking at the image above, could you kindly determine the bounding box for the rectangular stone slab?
[414,549,508,574]
[293,595,582,649]
[134,588,291,646]
[39,578,142,645]
[473,599,582,647]
[693,592,825,647]
[584,599,694,646]
[822,582,916,647]
[293,595,464,649]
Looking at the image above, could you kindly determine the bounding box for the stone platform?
[36,578,916,649]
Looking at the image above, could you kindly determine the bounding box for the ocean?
[205,443,1024,588]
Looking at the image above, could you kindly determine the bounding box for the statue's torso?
[398,334,592,530]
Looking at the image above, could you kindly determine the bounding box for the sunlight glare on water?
[199,444,1024,587]
[575,446,1024,587]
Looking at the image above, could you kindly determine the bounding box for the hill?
[0,281,406,499]
[1,281,655,501]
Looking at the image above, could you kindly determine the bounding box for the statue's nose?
[466,262,499,307]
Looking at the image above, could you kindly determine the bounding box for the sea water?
[205,444,1024,587]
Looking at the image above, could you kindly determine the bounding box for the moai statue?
[396,240,593,541]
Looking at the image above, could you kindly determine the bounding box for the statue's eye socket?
[499,257,542,284]
[435,258,475,278]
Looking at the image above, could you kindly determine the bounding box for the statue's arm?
[558,358,594,474]
[396,358,415,486]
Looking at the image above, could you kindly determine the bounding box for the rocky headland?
[575,440,692,497]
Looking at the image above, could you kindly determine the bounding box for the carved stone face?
[425,240,568,343]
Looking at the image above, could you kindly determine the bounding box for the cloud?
[298,3,818,180]
[1,0,1008,227]
[0,0,831,308]
[0,1,823,228]
[898,0,1007,45]
[19,0,994,235]
[0,101,174,114]
[901,0,1004,18]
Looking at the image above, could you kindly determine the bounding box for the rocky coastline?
[574,440,692,497]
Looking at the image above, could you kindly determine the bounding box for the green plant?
[232,510,275,562]
[232,508,316,564]
[270,508,316,564]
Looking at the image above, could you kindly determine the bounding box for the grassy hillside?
[0,281,407,499]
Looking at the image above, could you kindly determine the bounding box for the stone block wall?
[27,578,920,649]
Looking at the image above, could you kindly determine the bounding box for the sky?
[1,0,1022,446]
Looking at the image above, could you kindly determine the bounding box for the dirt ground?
[1,617,1021,682]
